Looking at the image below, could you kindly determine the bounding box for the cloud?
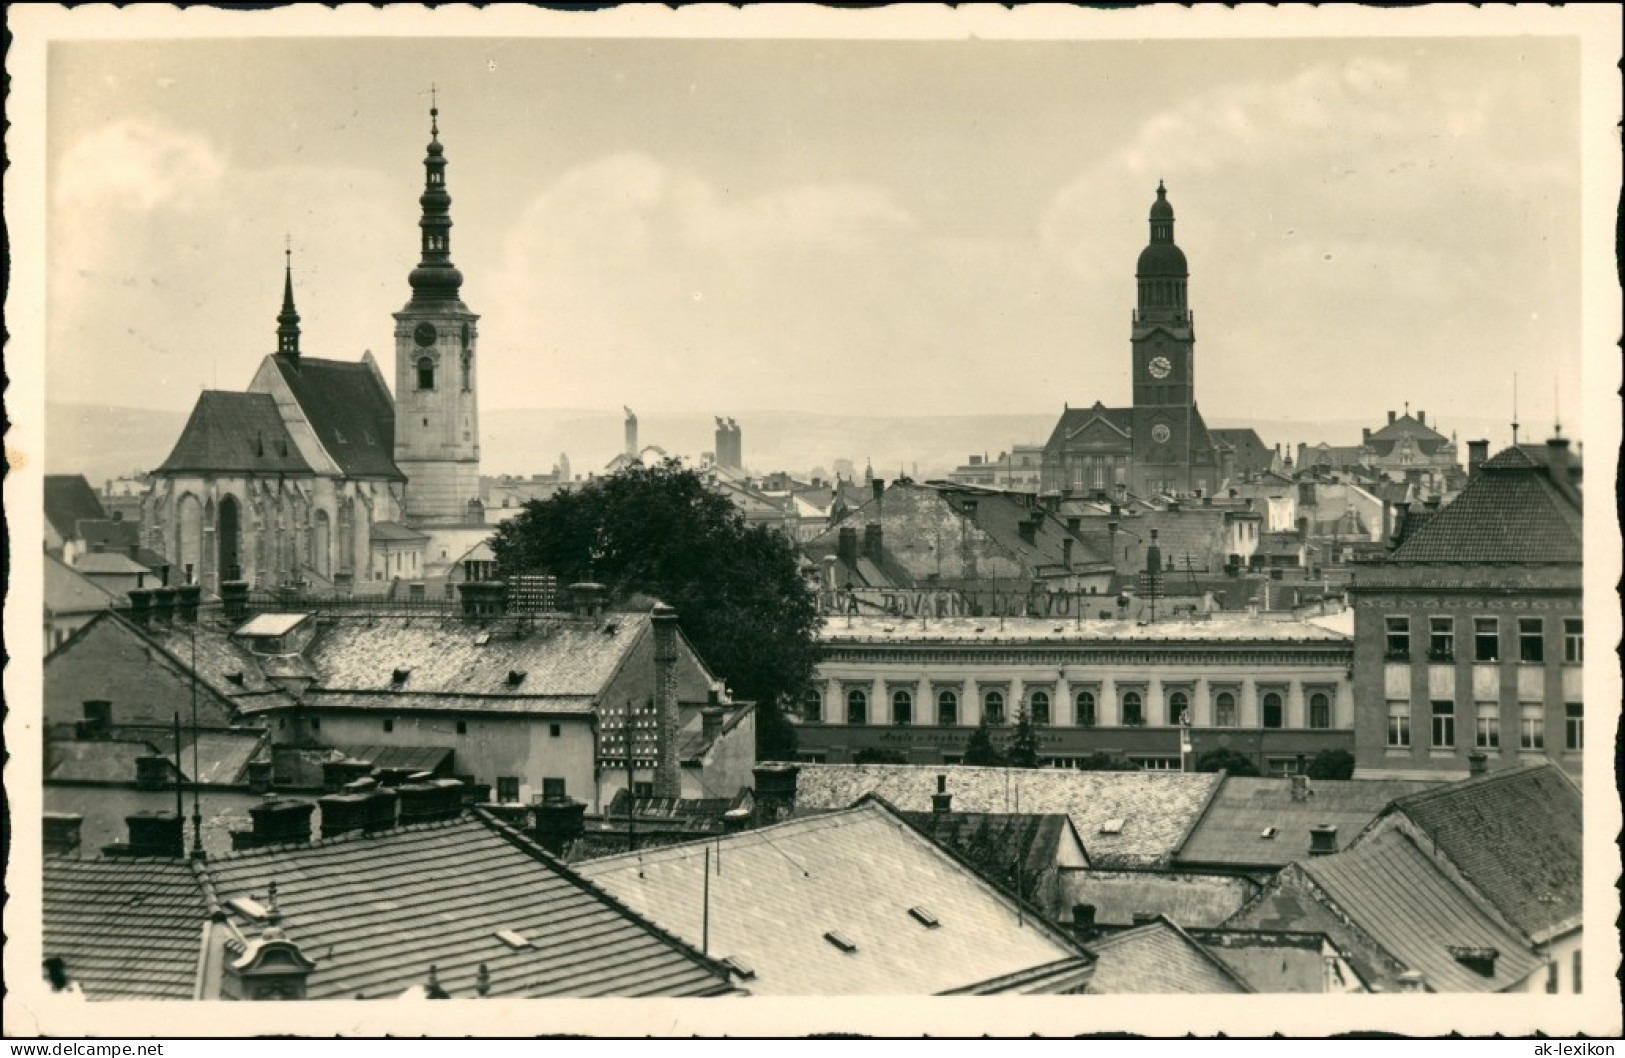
[55,119,227,211]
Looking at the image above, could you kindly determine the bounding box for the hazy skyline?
[48,34,1581,439]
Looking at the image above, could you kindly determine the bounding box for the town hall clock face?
[413,322,439,347]
[1151,424,1172,444]
[1148,355,1172,379]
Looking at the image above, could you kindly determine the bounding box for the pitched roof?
[120,613,300,712]
[155,391,314,475]
[370,521,430,543]
[899,811,1083,901]
[794,764,1222,869]
[1366,412,1449,450]
[1299,828,1541,992]
[43,857,211,1000]
[1385,446,1581,564]
[74,552,157,576]
[1378,764,1583,940]
[46,738,163,783]
[270,355,404,480]
[1059,869,1254,929]
[1176,776,1442,870]
[44,474,108,541]
[45,552,126,615]
[577,800,1093,994]
[1190,928,1362,993]
[304,612,653,698]
[1085,918,1252,994]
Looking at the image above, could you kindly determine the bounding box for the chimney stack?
[931,773,952,815]
[43,813,84,857]
[220,580,250,623]
[149,586,177,627]
[176,583,202,624]
[752,762,801,826]
[837,527,859,567]
[624,407,638,458]
[1467,751,1488,777]
[232,797,316,850]
[126,588,154,629]
[1467,439,1489,478]
[1290,774,1310,803]
[1066,516,1081,533]
[568,582,607,620]
[135,754,172,791]
[1417,410,1426,426]
[397,777,465,825]
[1062,537,1074,571]
[321,758,374,792]
[651,604,682,799]
[1131,911,1157,926]
[105,811,185,858]
[1387,410,1396,425]
[245,759,274,794]
[863,523,884,561]
[1545,436,1573,495]
[872,478,885,503]
[316,789,372,838]
[532,795,587,858]
[1309,824,1338,856]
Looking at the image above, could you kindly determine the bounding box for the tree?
[1305,748,1356,780]
[853,747,909,766]
[962,719,1004,767]
[489,458,820,761]
[1072,751,1141,772]
[1194,747,1262,777]
[1006,709,1040,769]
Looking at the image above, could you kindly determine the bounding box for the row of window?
[1386,700,1582,752]
[808,686,1333,730]
[415,353,475,392]
[1385,616,1582,664]
[495,776,567,804]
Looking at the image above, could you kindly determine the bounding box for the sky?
[46,31,1584,439]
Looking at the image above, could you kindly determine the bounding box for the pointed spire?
[405,91,465,309]
[277,238,301,359]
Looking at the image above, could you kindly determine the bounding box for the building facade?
[798,615,1354,774]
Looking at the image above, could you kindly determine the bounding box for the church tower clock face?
[1151,423,1172,444]
[414,321,438,347]
[1149,355,1172,379]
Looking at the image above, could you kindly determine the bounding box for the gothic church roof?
[270,356,405,481]
[155,391,314,476]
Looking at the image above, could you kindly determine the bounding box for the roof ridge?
[203,809,477,863]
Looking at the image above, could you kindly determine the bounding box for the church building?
[143,103,484,593]
[1042,183,1222,499]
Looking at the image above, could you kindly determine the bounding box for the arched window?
[1309,692,1331,730]
[891,689,912,726]
[803,687,823,724]
[1076,690,1096,728]
[1122,691,1144,727]
[1168,691,1190,727]
[936,690,958,727]
[417,357,436,391]
[1262,691,1284,729]
[1029,690,1050,726]
[1215,692,1236,727]
[983,690,1006,726]
[846,689,867,726]
[461,351,472,392]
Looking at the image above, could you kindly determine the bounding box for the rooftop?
[1384,443,1581,565]
[899,811,1084,903]
[43,858,212,1000]
[270,355,404,481]
[816,614,1350,647]
[44,474,108,542]
[155,391,314,476]
[1059,869,1254,929]
[1085,918,1252,994]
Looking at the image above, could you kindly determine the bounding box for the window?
[803,687,823,724]
[1214,692,1236,728]
[1075,690,1096,727]
[1546,961,1559,995]
[1429,617,1455,661]
[549,723,561,738]
[1121,691,1143,727]
[1386,701,1410,747]
[1572,950,1582,994]
[1385,616,1410,659]
[1167,691,1189,727]
[1262,692,1284,730]
[309,716,321,731]
[1565,703,1583,751]
[1518,617,1544,663]
[1520,704,1544,750]
[936,690,958,727]
[542,778,566,801]
[631,781,655,798]
[1474,617,1500,662]
[846,689,868,725]
[1029,690,1051,726]
[891,689,912,726]
[456,720,468,735]
[496,777,520,803]
[1309,692,1332,730]
[417,357,436,391]
[983,690,1006,726]
[1474,702,1499,749]
[1563,618,1583,663]
[1430,701,1455,748]
[383,718,395,733]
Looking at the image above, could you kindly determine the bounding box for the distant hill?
[46,401,1549,487]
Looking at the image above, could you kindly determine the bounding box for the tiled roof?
[270,356,404,481]
[794,764,1222,868]
[675,702,753,763]
[305,612,652,698]
[136,728,270,786]
[578,800,1093,994]
[155,391,314,475]
[1299,828,1541,992]
[1379,764,1582,940]
[1059,869,1254,928]
[43,857,211,1000]
[293,691,597,717]
[1176,776,1442,870]
[1385,447,1581,564]
[1045,403,1134,450]
[899,811,1079,903]
[45,474,108,541]
[817,614,1350,648]
[46,739,162,783]
[1366,412,1449,448]
[45,553,125,615]
[1085,918,1252,994]
[131,614,300,711]
[75,518,140,553]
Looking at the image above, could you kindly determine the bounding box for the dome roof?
[1136,241,1188,277]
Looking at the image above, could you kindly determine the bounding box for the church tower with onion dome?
[1131,181,1195,410]
[393,96,483,527]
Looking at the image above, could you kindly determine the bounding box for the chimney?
[220,580,250,623]
[721,807,752,834]
[43,813,84,857]
[1309,824,1338,856]
[931,773,952,815]
[245,759,274,794]
[457,580,507,620]
[1290,774,1310,803]
[872,478,885,503]
[1417,410,1426,426]
[1062,537,1074,571]
[1450,946,1500,978]
[1066,516,1081,533]
[135,754,172,791]
[316,790,371,838]
[863,523,884,561]
[1467,751,1488,777]
[1545,436,1573,494]
[568,582,607,620]
[1144,528,1161,574]
[175,583,202,624]
[1467,439,1489,478]
[752,762,801,825]
[398,778,465,826]
[321,758,374,792]
[1070,903,1097,937]
[77,700,113,740]
[651,604,682,799]
[531,795,587,857]
[1387,410,1396,425]
[1297,516,1309,542]
[821,553,838,590]
[1362,427,1372,444]
[701,706,725,744]
[126,588,154,628]
[232,797,316,850]
[106,811,185,858]
[149,586,177,626]
[837,527,859,567]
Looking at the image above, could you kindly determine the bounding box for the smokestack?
[1071,903,1097,936]
[1467,439,1489,478]
[931,774,952,815]
[1545,436,1574,496]
[651,604,682,799]
[1309,824,1338,856]
[1290,774,1310,803]
[871,478,885,504]
[106,811,185,858]
[1417,410,1426,426]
